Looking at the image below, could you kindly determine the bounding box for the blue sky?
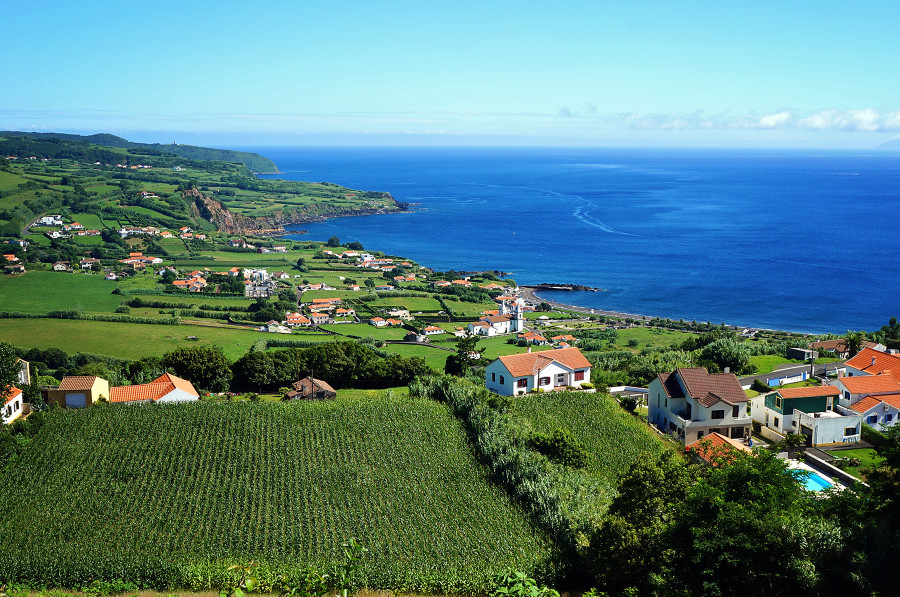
[3,0,900,147]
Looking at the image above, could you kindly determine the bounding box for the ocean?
[253,147,900,334]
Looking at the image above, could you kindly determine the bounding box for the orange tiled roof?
[109,373,198,403]
[58,376,99,391]
[845,347,900,374]
[4,386,22,406]
[839,374,900,395]
[685,432,750,465]
[778,386,841,399]
[497,347,591,377]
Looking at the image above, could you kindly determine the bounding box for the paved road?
[739,361,844,387]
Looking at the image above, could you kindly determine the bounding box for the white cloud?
[626,108,900,132]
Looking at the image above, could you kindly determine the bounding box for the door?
[65,392,88,408]
[556,373,566,386]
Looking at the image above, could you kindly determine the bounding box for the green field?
[0,270,122,313]
[382,342,453,370]
[0,398,555,591]
[0,318,307,360]
[370,296,444,312]
[511,391,669,514]
[321,322,408,340]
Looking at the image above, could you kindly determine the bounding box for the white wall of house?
[157,388,200,404]
[795,411,862,446]
[856,403,900,431]
[3,394,24,425]
[486,360,590,396]
[650,378,749,443]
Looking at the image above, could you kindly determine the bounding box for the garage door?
[66,393,88,408]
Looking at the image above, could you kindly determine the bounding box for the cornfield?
[0,398,556,592]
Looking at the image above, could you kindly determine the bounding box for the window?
[732,405,740,418]
[539,377,550,386]
[773,417,780,428]
[712,410,725,420]
[697,431,704,440]
[886,414,894,423]
[499,375,504,385]
[517,378,527,388]
[844,427,858,437]
[868,415,878,424]
[574,370,585,381]
[491,373,495,382]
[775,396,782,409]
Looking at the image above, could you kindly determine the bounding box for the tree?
[0,342,21,401]
[326,236,341,247]
[296,257,306,269]
[845,330,865,358]
[444,334,483,376]
[346,241,364,251]
[162,346,232,392]
[364,278,376,289]
[536,302,552,312]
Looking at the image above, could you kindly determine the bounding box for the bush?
[751,378,773,393]
[528,429,589,468]
[579,382,594,390]
[620,396,637,412]
[752,420,762,433]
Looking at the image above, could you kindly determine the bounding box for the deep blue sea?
[251,147,900,334]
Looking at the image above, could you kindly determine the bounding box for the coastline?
[520,286,653,323]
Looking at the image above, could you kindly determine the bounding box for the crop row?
[0,398,555,592]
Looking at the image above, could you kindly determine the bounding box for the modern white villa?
[648,367,750,443]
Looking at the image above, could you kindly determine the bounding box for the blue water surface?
[248,146,900,333]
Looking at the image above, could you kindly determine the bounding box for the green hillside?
[0,131,277,172]
[0,398,556,592]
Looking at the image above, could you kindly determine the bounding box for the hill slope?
[0,131,277,172]
[0,398,556,592]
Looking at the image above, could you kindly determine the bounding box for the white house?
[38,215,63,226]
[422,325,444,335]
[847,394,900,431]
[843,347,900,377]
[52,261,70,271]
[108,373,199,405]
[485,347,592,396]
[834,374,900,407]
[3,387,25,425]
[648,367,750,443]
[468,300,526,336]
[749,385,863,446]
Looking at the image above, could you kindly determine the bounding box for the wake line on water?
[455,183,868,275]
[463,183,637,236]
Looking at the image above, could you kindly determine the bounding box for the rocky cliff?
[184,188,406,237]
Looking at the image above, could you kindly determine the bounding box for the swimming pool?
[789,467,835,491]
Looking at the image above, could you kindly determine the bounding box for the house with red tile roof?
[108,373,199,404]
[46,376,111,408]
[485,347,592,396]
[847,393,900,431]
[843,347,900,377]
[834,373,900,407]
[285,312,311,327]
[685,432,752,466]
[3,386,25,425]
[422,325,445,335]
[749,385,862,446]
[370,317,387,327]
[649,367,750,444]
